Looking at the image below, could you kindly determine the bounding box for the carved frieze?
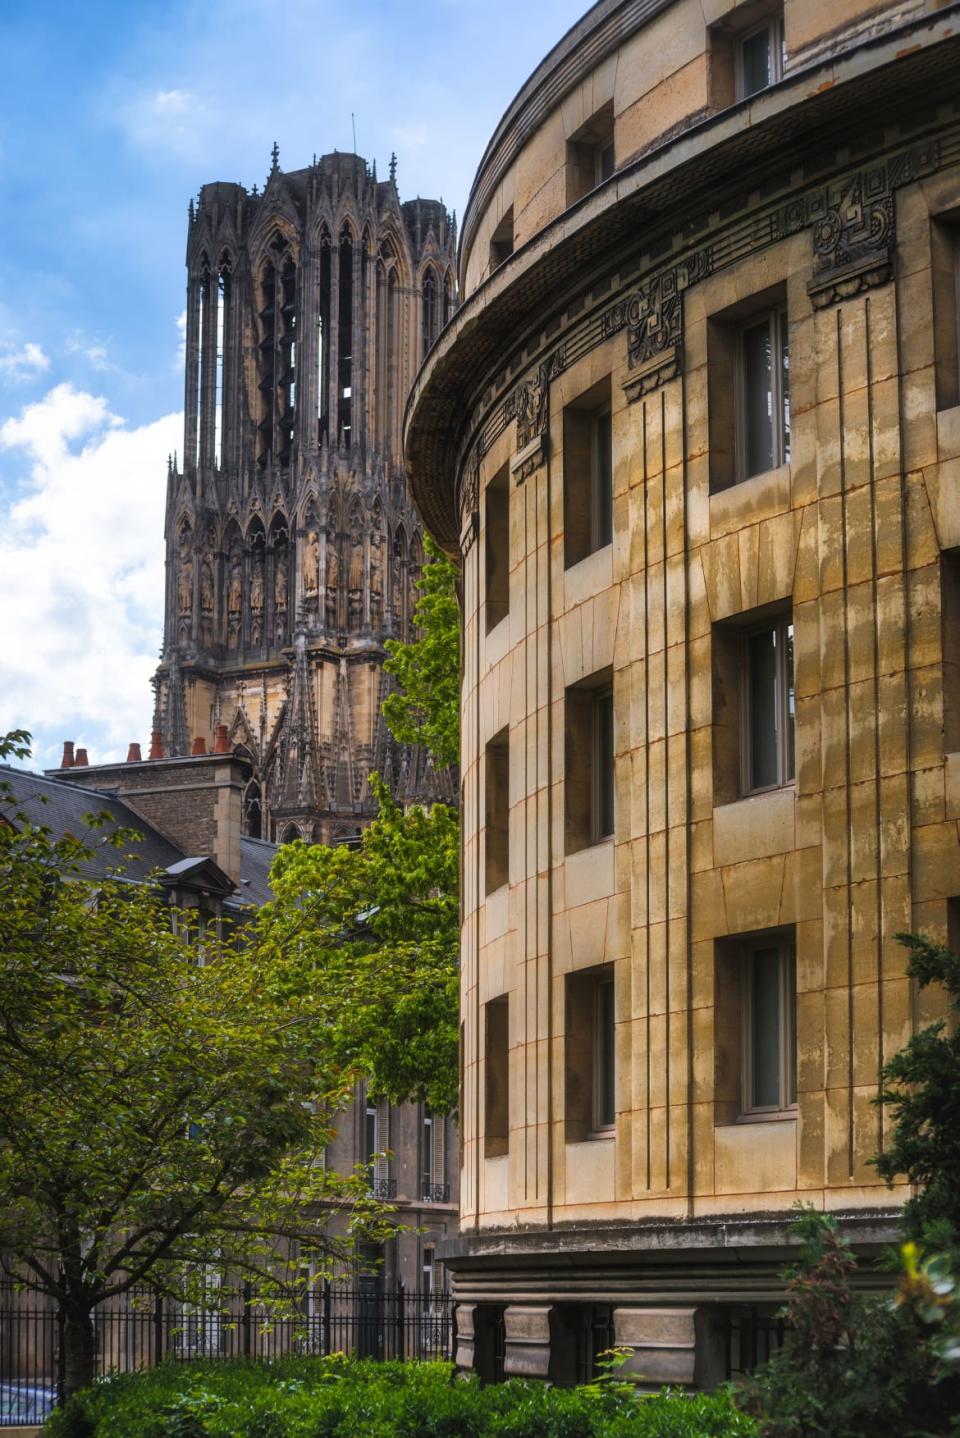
[806,163,894,309]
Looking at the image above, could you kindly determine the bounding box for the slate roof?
[0,766,277,906]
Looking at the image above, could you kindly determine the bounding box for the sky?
[0,0,587,771]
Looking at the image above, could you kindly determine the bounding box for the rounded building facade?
[405,0,960,1388]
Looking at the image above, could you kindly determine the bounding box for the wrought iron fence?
[0,1281,454,1425]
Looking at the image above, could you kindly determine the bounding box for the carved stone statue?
[325,529,339,629]
[348,524,364,628]
[228,553,242,613]
[177,544,193,615]
[200,557,214,613]
[250,552,264,611]
[369,529,383,628]
[304,529,320,594]
[274,546,289,610]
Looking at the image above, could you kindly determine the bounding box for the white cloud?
[0,383,181,768]
[0,342,50,383]
[120,86,210,158]
[175,309,186,372]
[66,334,112,372]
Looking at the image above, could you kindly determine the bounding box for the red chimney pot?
[191,736,207,756]
[74,748,89,767]
[126,742,142,763]
[149,730,164,760]
[61,741,75,769]
[213,723,231,754]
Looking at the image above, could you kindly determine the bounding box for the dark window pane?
[786,946,797,1106]
[743,317,774,477]
[780,312,791,464]
[741,26,772,97]
[597,140,615,184]
[748,628,779,789]
[595,690,614,838]
[751,947,781,1108]
[596,978,615,1127]
[593,411,613,549]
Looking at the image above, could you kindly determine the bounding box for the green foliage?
[383,537,460,771]
[263,541,462,1115]
[874,932,960,1245]
[737,1207,960,1437]
[0,732,393,1396]
[46,1355,756,1438]
[263,774,459,1114]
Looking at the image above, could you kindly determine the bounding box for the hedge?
[45,1355,758,1438]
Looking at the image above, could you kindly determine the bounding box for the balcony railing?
[368,1177,398,1200]
[421,1181,451,1203]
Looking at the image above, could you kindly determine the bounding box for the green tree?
[874,932,960,1244]
[0,732,390,1399]
[383,536,460,770]
[262,541,462,1114]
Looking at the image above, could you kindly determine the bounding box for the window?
[712,607,795,804]
[743,938,796,1114]
[740,309,790,480]
[564,966,615,1141]
[743,616,795,793]
[489,207,514,270]
[942,550,960,754]
[484,996,509,1158]
[485,727,510,892]
[484,464,510,633]
[932,217,960,412]
[708,290,789,492]
[565,671,614,853]
[564,377,613,567]
[566,102,615,206]
[714,930,796,1123]
[736,13,784,99]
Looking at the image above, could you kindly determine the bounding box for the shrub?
[736,1208,960,1437]
[44,1355,755,1438]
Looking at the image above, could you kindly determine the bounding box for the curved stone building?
[405,0,960,1387]
[155,149,456,843]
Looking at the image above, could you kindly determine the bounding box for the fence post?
[323,1278,331,1357]
[242,1281,252,1359]
[396,1281,405,1363]
[153,1290,164,1367]
[55,1304,66,1406]
[451,1295,457,1364]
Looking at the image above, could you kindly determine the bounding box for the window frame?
[591,685,615,844]
[592,972,616,1133]
[740,613,795,796]
[590,407,613,553]
[735,13,784,101]
[739,936,797,1120]
[735,306,790,483]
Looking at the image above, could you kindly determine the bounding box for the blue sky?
[0,0,586,769]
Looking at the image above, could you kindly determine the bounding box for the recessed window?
[932,216,960,412]
[484,996,509,1158]
[484,464,510,633]
[740,309,790,480]
[715,930,796,1123]
[737,14,784,99]
[565,671,614,853]
[489,207,514,270]
[743,937,796,1114]
[941,550,960,754]
[743,617,795,794]
[708,289,789,492]
[564,966,615,1141]
[712,607,795,805]
[564,377,613,567]
[485,727,510,893]
[566,103,615,206]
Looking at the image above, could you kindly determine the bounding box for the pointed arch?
[421,265,438,361]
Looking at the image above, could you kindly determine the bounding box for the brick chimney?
[127,742,142,763]
[213,723,231,754]
[191,736,207,756]
[60,741,75,769]
[149,730,164,760]
[74,748,89,766]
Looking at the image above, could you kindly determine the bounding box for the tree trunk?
[62,1309,96,1401]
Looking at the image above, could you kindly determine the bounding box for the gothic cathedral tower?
[153,149,456,843]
